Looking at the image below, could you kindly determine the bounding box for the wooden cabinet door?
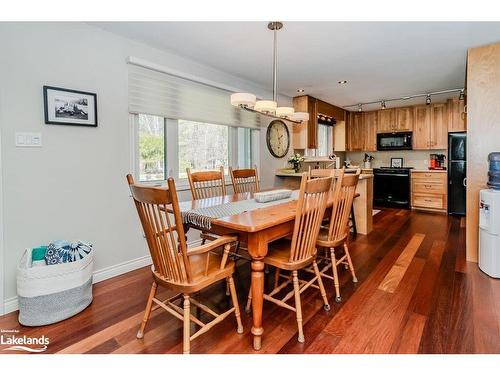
[413,105,431,149]
[347,112,363,151]
[362,111,378,151]
[307,96,318,149]
[430,103,448,149]
[395,107,413,131]
[447,98,467,132]
[377,108,395,133]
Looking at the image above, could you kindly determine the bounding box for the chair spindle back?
[289,173,332,263]
[127,175,192,284]
[326,169,361,243]
[187,166,226,200]
[229,166,260,194]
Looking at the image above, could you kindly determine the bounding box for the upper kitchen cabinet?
[363,111,378,151]
[394,107,414,131]
[377,108,395,133]
[347,111,364,151]
[292,95,346,150]
[413,103,448,150]
[377,107,413,133]
[447,97,467,132]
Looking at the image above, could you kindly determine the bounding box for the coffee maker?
[430,153,446,170]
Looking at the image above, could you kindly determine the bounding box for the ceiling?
[93,22,500,111]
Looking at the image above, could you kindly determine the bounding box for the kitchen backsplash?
[346,150,447,169]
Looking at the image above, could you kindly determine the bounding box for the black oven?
[376,132,413,151]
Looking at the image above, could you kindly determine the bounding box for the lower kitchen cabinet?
[411,171,448,213]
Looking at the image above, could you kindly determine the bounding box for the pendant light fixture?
[230,22,309,124]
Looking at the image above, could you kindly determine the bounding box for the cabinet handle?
[463,178,467,187]
[425,185,432,188]
[424,199,433,202]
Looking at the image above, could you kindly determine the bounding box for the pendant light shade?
[254,100,277,114]
[276,106,295,118]
[291,111,309,121]
[230,93,257,108]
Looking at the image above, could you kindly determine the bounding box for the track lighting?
[358,104,362,112]
[459,89,465,101]
[381,100,386,110]
[426,94,432,105]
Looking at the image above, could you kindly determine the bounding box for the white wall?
[0,22,291,308]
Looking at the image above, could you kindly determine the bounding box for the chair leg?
[312,261,330,311]
[344,243,358,283]
[292,271,304,343]
[137,282,157,339]
[330,248,342,303]
[350,205,357,239]
[274,267,281,289]
[183,294,190,354]
[245,286,252,314]
[227,276,244,333]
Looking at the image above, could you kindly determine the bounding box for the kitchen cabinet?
[395,107,413,131]
[411,171,447,213]
[363,111,378,151]
[333,120,346,152]
[447,97,467,132]
[292,95,346,150]
[377,109,395,133]
[430,103,448,149]
[347,112,364,151]
[413,103,448,150]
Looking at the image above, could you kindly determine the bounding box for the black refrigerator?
[448,132,467,215]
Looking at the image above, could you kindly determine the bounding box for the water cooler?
[479,189,500,278]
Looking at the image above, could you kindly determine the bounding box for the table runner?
[181,190,299,230]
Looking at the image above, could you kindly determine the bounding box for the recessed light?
[297,88,305,93]
[338,80,348,85]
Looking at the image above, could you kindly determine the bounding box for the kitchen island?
[275,170,374,234]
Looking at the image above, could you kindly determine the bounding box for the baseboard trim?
[2,238,203,315]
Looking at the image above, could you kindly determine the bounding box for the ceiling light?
[230,93,256,108]
[358,104,362,112]
[230,22,305,124]
[338,80,348,85]
[297,88,305,93]
[276,106,295,118]
[459,89,465,100]
[426,94,432,105]
[381,100,387,110]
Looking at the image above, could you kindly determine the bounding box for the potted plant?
[363,153,375,169]
[288,153,305,173]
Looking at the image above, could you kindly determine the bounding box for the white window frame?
[131,114,259,190]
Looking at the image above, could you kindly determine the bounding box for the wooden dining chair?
[229,165,260,194]
[315,169,361,302]
[126,174,243,354]
[245,173,332,343]
[187,166,226,200]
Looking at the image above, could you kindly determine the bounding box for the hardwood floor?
[1,208,499,354]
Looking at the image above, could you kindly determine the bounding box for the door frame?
[0,121,4,315]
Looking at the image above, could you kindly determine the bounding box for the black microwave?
[377,132,413,151]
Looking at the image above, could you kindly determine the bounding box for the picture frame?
[43,86,97,127]
[390,157,404,168]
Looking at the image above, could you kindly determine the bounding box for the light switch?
[15,132,42,147]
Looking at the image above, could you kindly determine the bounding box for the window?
[134,114,257,184]
[178,120,229,179]
[138,114,165,181]
[317,124,333,156]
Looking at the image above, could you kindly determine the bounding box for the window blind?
[128,64,261,129]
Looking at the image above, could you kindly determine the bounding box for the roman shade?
[128,63,261,129]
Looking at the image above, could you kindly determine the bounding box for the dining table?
[177,187,338,351]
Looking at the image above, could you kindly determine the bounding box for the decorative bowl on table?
[279,168,296,174]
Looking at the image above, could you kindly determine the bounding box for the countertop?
[275,171,374,180]
[411,169,448,173]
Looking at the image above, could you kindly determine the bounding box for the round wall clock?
[266,120,290,158]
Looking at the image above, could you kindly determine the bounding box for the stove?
[373,167,412,208]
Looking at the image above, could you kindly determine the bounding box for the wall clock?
[266,120,290,158]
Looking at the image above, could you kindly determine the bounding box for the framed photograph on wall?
[43,86,97,127]
[390,157,404,168]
